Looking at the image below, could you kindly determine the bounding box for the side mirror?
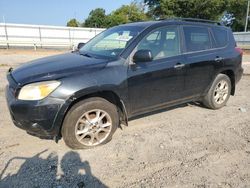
[77,42,85,50]
[133,49,153,63]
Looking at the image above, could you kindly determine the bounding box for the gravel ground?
[0,50,250,188]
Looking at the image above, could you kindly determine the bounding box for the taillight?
[235,47,243,56]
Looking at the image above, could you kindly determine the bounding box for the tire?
[202,74,231,110]
[62,97,119,149]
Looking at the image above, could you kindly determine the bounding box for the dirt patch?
[0,54,249,188]
[0,49,67,56]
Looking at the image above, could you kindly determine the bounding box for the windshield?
[79,26,144,58]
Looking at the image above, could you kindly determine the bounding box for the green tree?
[107,2,148,27]
[226,0,247,31]
[145,0,226,20]
[84,8,108,28]
[67,0,247,31]
[66,18,79,27]
[144,0,248,31]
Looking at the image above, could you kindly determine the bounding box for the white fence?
[1,23,250,50]
[0,23,105,50]
[233,32,250,48]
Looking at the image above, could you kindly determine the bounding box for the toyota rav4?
[5,18,243,149]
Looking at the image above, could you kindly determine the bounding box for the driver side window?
[137,26,180,60]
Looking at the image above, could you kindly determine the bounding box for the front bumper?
[5,83,65,139]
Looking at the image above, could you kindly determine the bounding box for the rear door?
[182,25,219,97]
[211,26,233,70]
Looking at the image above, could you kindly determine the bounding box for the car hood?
[11,52,109,85]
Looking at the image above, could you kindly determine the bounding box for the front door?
[127,25,186,115]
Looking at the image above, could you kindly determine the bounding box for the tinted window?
[146,30,161,42]
[212,27,228,48]
[137,26,180,60]
[183,26,211,52]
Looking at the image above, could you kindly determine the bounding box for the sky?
[0,0,132,26]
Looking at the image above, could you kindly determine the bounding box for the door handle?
[215,57,223,62]
[174,63,185,69]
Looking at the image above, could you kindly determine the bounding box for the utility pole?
[245,0,250,32]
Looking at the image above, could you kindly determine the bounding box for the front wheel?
[202,74,231,110]
[62,97,119,149]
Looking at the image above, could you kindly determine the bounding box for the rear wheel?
[62,97,119,149]
[202,74,231,109]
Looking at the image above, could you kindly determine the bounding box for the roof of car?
[121,21,161,27]
[122,18,226,29]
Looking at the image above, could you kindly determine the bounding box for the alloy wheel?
[213,80,229,105]
[75,109,112,146]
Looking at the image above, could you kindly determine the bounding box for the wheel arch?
[56,90,128,138]
[220,69,235,95]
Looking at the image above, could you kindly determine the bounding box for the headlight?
[18,80,61,100]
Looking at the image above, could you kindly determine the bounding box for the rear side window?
[212,27,228,48]
[183,26,211,52]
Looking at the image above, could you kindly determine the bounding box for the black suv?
[6,19,243,149]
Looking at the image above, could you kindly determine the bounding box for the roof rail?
[164,18,224,26]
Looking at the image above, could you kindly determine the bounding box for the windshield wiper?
[80,53,93,58]
[79,51,109,59]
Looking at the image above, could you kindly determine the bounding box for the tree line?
[67,0,248,32]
